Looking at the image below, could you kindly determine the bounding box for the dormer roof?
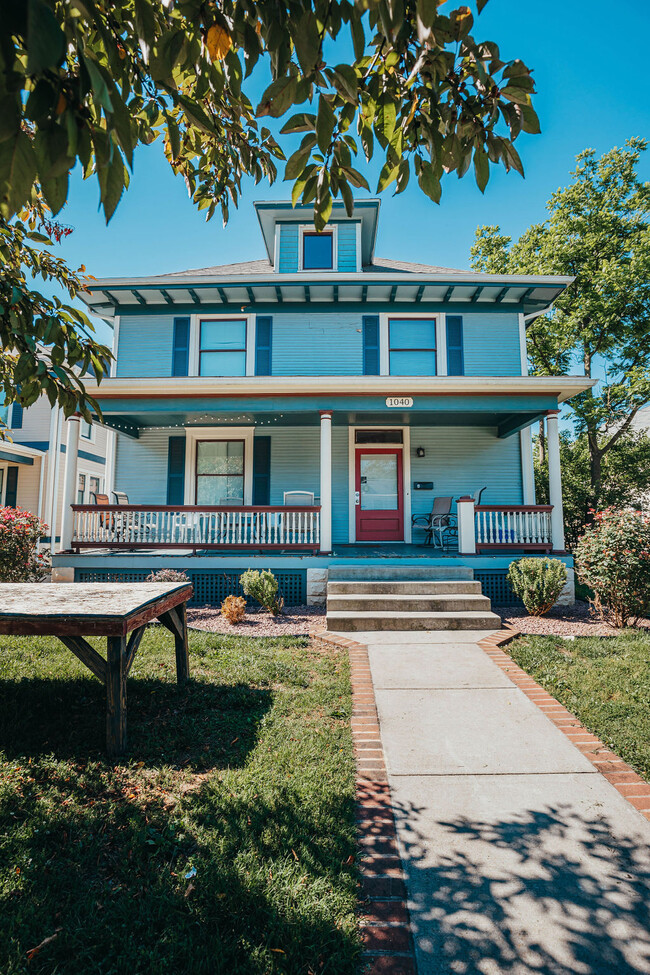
[254,199,381,267]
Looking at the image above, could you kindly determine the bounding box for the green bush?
[239,569,284,616]
[574,508,650,628]
[0,506,49,582]
[506,557,568,617]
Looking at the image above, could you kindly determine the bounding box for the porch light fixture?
[416,446,425,458]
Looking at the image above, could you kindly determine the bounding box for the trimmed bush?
[240,569,284,616]
[146,569,190,583]
[221,595,246,624]
[0,506,49,582]
[574,508,650,628]
[506,557,568,617]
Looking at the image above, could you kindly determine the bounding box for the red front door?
[355,448,404,542]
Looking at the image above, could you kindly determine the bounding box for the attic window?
[302,232,333,270]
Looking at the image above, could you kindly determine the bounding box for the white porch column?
[520,426,535,504]
[60,414,81,552]
[104,428,116,500]
[546,410,565,552]
[457,496,476,555]
[319,410,332,554]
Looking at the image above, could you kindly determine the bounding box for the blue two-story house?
[51,200,592,610]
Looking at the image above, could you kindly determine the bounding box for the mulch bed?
[494,600,650,637]
[188,604,326,636]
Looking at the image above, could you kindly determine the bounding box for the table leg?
[106,635,127,756]
[158,602,190,684]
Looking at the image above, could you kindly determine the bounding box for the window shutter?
[446,315,464,376]
[10,403,23,429]
[172,317,191,377]
[5,467,18,507]
[255,316,272,375]
[252,436,271,505]
[166,437,186,505]
[362,315,380,375]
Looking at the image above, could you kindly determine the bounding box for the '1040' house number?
[386,397,414,408]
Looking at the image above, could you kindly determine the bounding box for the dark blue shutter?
[11,403,23,429]
[252,436,271,505]
[255,316,272,375]
[446,315,464,376]
[362,315,380,375]
[166,437,186,505]
[172,317,191,377]
[5,467,18,507]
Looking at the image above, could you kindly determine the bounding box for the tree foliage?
[471,139,650,499]
[534,428,650,549]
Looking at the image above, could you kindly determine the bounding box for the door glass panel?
[196,441,244,505]
[359,454,398,510]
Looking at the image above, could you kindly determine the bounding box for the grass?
[0,628,359,975]
[508,629,650,781]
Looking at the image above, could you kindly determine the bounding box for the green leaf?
[339,177,354,217]
[416,0,438,30]
[284,145,312,181]
[256,75,298,118]
[292,9,320,74]
[316,95,336,154]
[377,158,400,192]
[330,64,358,103]
[477,0,489,10]
[521,103,541,135]
[350,15,365,61]
[26,0,66,74]
[340,166,370,190]
[41,172,69,215]
[98,150,126,223]
[474,145,489,193]
[82,55,114,113]
[177,94,215,133]
[280,113,316,135]
[417,160,441,203]
[0,130,38,219]
[374,99,396,149]
[0,94,21,143]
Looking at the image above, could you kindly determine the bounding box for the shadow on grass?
[0,675,272,768]
[391,795,650,975]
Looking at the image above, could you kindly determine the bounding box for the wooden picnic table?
[0,582,193,756]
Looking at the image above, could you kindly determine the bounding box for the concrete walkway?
[354,629,650,975]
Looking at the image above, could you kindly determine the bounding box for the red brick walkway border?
[478,627,650,822]
[313,629,417,975]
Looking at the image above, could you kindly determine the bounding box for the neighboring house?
[0,397,110,547]
[50,199,593,606]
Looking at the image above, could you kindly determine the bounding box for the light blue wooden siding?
[409,426,523,529]
[278,224,299,272]
[116,315,174,377]
[272,312,362,375]
[337,223,358,271]
[114,429,170,503]
[460,311,522,376]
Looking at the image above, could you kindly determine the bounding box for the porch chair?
[90,493,110,506]
[411,496,454,548]
[473,486,487,506]
[283,490,315,506]
[112,491,129,505]
[89,492,113,533]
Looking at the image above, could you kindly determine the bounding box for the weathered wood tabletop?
[0,582,193,755]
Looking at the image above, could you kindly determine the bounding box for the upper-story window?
[389,318,437,376]
[80,419,94,441]
[303,232,333,270]
[199,318,247,376]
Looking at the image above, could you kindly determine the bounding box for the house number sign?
[386,397,414,408]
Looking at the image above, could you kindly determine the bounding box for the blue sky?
[54,0,649,348]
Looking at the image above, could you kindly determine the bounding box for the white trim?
[298,224,338,272]
[79,419,95,443]
[355,221,362,272]
[520,426,535,504]
[189,313,255,378]
[347,425,411,543]
[75,468,104,504]
[437,313,448,377]
[273,223,281,270]
[518,311,528,376]
[111,315,120,377]
[183,427,254,505]
[380,312,440,378]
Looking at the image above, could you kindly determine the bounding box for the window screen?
[389,318,437,375]
[199,319,247,377]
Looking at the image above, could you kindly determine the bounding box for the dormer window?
[298,225,338,271]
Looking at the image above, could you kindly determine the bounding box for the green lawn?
[508,629,650,781]
[0,629,359,975]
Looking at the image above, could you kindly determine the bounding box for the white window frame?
[77,469,103,503]
[298,224,339,272]
[183,427,255,506]
[379,313,445,377]
[79,420,95,442]
[347,426,412,543]
[189,314,256,378]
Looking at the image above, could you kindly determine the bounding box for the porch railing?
[474,505,553,551]
[70,504,321,552]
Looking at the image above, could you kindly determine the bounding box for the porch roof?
[90,375,594,440]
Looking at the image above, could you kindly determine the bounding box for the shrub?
[146,569,190,583]
[240,569,284,616]
[221,595,246,624]
[0,506,49,582]
[507,557,568,617]
[574,508,650,628]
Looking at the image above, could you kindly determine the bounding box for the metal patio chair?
[112,491,129,505]
[411,496,454,548]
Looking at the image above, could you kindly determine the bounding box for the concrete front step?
[326,610,502,631]
[327,593,493,613]
[327,564,474,582]
[327,580,483,595]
